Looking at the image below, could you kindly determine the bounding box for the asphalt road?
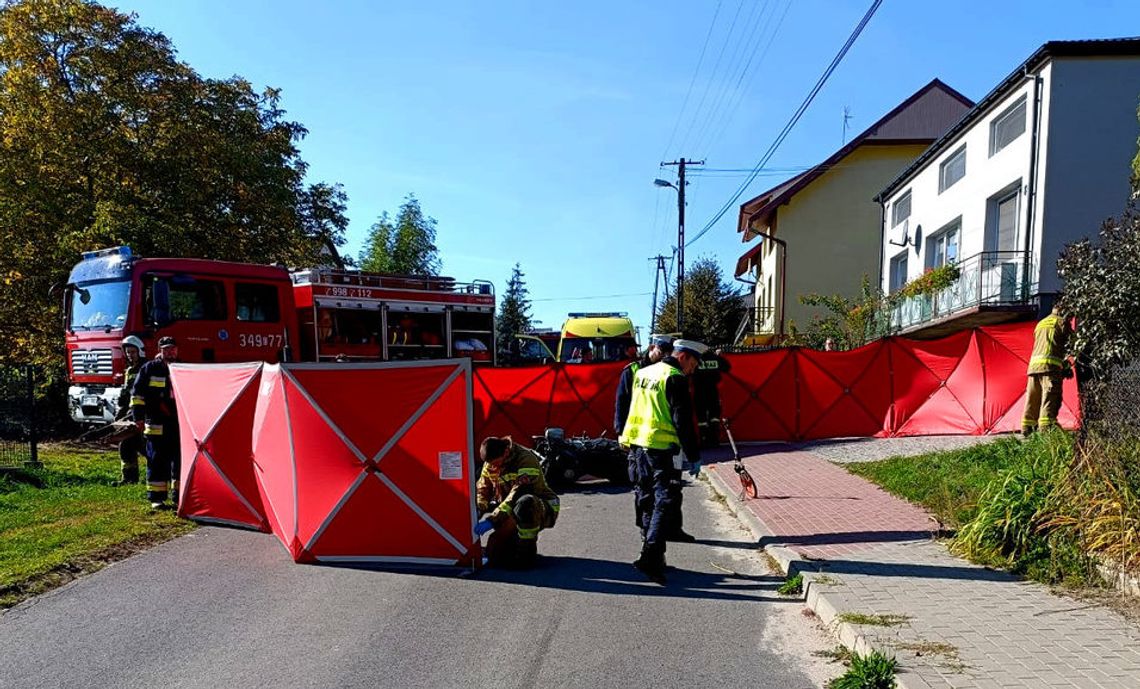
[0,476,834,689]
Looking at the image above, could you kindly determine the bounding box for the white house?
[877,38,1140,338]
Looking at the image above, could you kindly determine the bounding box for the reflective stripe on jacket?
[1028,314,1070,374]
[619,361,682,450]
[476,444,560,527]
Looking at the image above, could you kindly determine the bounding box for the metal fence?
[1079,360,1140,444]
[0,365,39,469]
[889,251,1036,332]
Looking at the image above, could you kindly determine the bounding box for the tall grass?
[1045,434,1140,576]
[950,431,1097,586]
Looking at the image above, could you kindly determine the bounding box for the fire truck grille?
[72,348,113,376]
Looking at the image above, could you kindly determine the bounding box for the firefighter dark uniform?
[1022,308,1072,434]
[619,342,704,583]
[476,442,560,567]
[131,349,180,506]
[115,356,143,485]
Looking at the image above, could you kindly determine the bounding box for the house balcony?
[889,251,1039,339]
[734,305,777,346]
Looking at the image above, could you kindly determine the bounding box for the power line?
[686,0,884,249]
[660,1,723,161]
[699,0,794,157]
[686,0,772,157]
[676,0,746,156]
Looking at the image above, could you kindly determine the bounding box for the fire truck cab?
[64,248,497,425]
[65,247,295,424]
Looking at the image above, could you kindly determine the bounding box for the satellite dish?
[912,224,923,252]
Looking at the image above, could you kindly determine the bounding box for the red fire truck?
[64,247,495,425]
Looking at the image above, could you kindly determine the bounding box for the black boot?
[633,548,667,585]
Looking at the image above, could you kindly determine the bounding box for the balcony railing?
[888,251,1036,332]
[734,305,777,344]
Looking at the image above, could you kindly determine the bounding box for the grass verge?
[845,432,1113,588]
[1,443,194,608]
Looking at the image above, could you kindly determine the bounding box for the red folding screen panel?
[473,322,1079,443]
[170,360,480,567]
[171,362,268,530]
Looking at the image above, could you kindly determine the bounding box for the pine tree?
[496,263,532,359]
[358,195,441,275]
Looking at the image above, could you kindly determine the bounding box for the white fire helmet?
[121,335,145,356]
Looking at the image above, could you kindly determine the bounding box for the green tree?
[496,263,532,359]
[358,195,441,275]
[797,275,889,350]
[653,257,744,344]
[1058,209,1140,374]
[0,0,347,366]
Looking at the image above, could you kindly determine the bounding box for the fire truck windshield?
[70,279,130,331]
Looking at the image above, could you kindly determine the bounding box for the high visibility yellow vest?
[619,362,682,450]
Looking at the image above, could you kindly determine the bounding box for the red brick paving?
[705,444,937,560]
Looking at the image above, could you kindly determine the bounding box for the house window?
[995,191,1019,252]
[990,96,1027,156]
[939,146,967,193]
[891,191,911,227]
[889,252,909,295]
[927,220,961,268]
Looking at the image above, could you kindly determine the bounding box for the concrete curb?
[701,464,925,689]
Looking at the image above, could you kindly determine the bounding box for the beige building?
[734,80,973,345]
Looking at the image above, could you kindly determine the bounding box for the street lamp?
[654,177,685,332]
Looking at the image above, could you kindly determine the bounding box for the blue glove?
[474,518,494,537]
[688,460,702,478]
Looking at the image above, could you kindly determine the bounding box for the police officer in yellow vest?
[619,338,707,584]
[1022,305,1073,436]
[614,335,672,436]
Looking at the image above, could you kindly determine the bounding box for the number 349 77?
[239,333,284,348]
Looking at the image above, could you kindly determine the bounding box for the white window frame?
[889,252,909,295]
[989,96,1027,157]
[938,145,967,193]
[926,219,961,269]
[891,190,911,227]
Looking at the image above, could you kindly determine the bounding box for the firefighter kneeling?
[475,436,560,569]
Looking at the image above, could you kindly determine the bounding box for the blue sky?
[112,0,1140,339]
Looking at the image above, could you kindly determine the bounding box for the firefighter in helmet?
[1022,304,1073,435]
[113,336,145,486]
[131,336,181,509]
[475,436,560,568]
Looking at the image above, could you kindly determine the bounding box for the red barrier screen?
[474,323,1079,442]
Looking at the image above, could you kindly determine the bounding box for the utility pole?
[659,157,703,333]
[648,255,668,334]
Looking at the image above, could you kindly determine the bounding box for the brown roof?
[736,79,974,239]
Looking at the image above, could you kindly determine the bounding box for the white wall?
[880,71,1045,293]
[1037,56,1140,294]
[881,54,1140,303]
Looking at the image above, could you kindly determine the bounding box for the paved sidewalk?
[704,440,1140,689]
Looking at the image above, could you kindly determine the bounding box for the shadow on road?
[791,557,1018,583]
[474,555,797,602]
